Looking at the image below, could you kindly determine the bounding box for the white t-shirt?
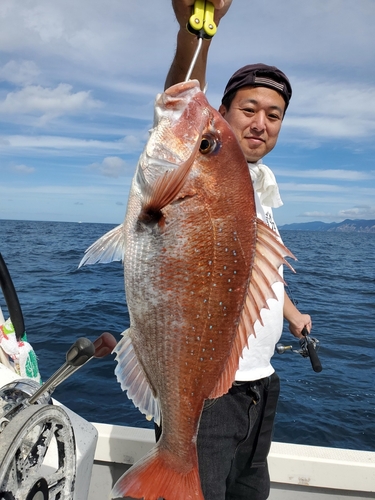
[235,166,284,382]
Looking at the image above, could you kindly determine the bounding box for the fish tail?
[111,445,204,500]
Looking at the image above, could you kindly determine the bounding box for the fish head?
[140,80,251,206]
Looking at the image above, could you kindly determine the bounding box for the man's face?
[219,86,286,163]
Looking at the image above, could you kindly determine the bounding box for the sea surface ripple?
[1,219,374,451]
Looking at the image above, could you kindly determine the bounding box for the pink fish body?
[80,80,294,499]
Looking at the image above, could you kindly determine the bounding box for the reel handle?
[28,338,95,404]
[28,333,117,404]
[302,327,322,373]
[66,337,95,366]
[275,343,292,354]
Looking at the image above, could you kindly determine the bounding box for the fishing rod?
[0,252,25,341]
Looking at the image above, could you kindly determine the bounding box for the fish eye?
[200,134,217,155]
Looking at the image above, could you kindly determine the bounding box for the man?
[160,1,312,499]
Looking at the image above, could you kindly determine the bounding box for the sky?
[0,0,374,226]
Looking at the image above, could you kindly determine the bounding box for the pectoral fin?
[114,330,161,425]
[78,224,124,267]
[138,130,202,222]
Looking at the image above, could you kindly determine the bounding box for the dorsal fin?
[209,219,296,399]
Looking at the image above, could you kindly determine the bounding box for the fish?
[79,79,295,500]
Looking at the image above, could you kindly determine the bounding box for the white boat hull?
[90,422,375,500]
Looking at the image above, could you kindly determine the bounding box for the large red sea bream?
[80,80,295,500]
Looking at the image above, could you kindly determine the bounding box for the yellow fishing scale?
[185,1,217,81]
[188,0,217,38]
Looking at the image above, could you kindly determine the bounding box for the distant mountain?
[279,219,375,233]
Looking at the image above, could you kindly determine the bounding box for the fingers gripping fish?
[80,80,295,500]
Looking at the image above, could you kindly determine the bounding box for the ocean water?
[0,219,374,452]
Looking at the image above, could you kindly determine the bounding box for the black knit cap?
[222,63,292,110]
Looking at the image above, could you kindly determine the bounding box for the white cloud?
[293,82,375,118]
[11,164,35,174]
[0,60,39,85]
[119,134,146,153]
[1,1,374,88]
[0,83,101,121]
[285,115,375,139]
[88,156,128,178]
[280,182,348,193]
[284,80,375,139]
[297,206,375,221]
[1,2,374,139]
[0,183,125,196]
[0,135,124,151]
[0,0,171,77]
[22,3,65,44]
[276,169,375,181]
[338,206,375,219]
[299,211,334,219]
[213,1,375,72]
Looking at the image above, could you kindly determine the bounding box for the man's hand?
[284,292,312,339]
[288,313,312,339]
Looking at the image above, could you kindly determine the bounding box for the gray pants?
[197,372,280,500]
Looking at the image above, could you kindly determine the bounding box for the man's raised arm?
[165,0,232,90]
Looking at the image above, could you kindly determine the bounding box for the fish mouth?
[157,80,202,117]
[164,80,201,98]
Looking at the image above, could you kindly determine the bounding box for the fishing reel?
[276,327,322,373]
[0,333,117,500]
